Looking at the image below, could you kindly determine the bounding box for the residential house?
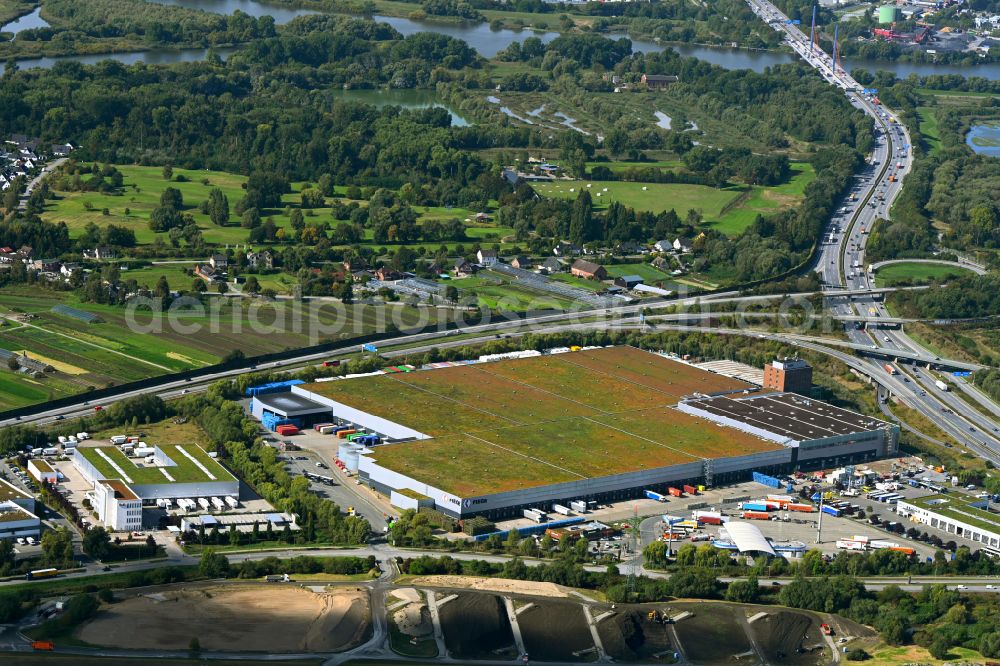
[31,259,61,273]
[553,242,582,257]
[83,246,116,260]
[50,143,73,156]
[651,256,670,271]
[614,275,644,290]
[641,74,678,90]
[474,212,491,223]
[673,238,693,253]
[453,258,476,277]
[616,241,645,255]
[351,270,373,283]
[538,257,564,274]
[60,263,82,278]
[343,258,367,274]
[209,253,228,270]
[374,267,401,282]
[510,256,531,270]
[194,264,220,282]
[476,249,498,266]
[571,259,607,281]
[246,249,273,270]
[653,240,673,253]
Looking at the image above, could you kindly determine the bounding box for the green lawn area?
[874,262,973,287]
[709,162,816,235]
[447,275,576,311]
[532,180,742,218]
[585,159,684,172]
[604,263,673,283]
[534,163,814,237]
[42,164,512,252]
[916,107,942,156]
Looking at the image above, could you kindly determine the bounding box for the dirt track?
[75,585,370,653]
[406,575,568,597]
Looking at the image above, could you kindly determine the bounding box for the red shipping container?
[667,487,683,497]
[682,485,698,495]
[697,515,722,525]
[741,511,770,520]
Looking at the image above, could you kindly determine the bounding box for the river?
[4,1,1000,80]
[0,7,50,35]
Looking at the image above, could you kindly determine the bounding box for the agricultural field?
[873,262,973,287]
[0,287,447,411]
[41,164,510,251]
[307,346,778,496]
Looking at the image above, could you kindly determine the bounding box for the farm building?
[267,346,898,520]
[570,259,607,280]
[71,444,239,516]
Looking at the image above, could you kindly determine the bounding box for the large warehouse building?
[269,346,898,520]
[72,444,239,528]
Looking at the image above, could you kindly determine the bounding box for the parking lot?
[273,434,390,533]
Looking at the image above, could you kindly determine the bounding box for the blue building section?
[261,412,302,432]
[752,471,782,488]
[246,379,305,398]
[472,517,585,541]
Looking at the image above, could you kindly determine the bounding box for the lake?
[966,122,1000,156]
[0,7,50,35]
[332,88,470,126]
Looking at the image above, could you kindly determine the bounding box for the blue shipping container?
[821,505,841,517]
[742,502,770,512]
[645,490,668,502]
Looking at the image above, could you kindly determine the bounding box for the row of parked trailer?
[644,485,701,502]
[164,496,239,512]
[313,423,381,446]
[867,491,903,504]
[836,535,915,556]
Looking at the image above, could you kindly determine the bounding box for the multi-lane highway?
[746,0,1000,460]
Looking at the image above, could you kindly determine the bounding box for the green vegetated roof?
[76,445,234,485]
[0,480,29,503]
[31,459,53,473]
[395,488,431,501]
[309,346,781,497]
[907,493,1000,535]
[0,507,31,523]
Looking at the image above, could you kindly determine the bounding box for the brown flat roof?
[100,479,139,501]
[684,392,889,441]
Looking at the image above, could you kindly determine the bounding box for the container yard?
[244,346,899,521]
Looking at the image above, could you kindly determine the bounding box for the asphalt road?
[746,0,1000,461]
